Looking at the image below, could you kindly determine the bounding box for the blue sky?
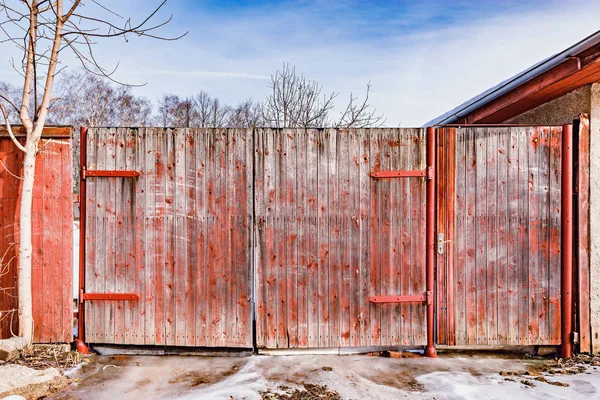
[1,0,599,125]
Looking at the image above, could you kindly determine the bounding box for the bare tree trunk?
[17,138,39,343]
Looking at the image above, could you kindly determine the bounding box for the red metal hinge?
[368,294,427,303]
[426,290,433,305]
[82,170,141,179]
[371,170,426,178]
[81,293,140,301]
[427,166,434,180]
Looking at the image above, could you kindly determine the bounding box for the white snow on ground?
[0,364,61,394]
[418,365,600,400]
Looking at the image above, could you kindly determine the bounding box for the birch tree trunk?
[17,139,39,342]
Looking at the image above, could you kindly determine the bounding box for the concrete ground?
[46,352,600,400]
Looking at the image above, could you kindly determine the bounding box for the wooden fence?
[0,127,73,343]
[82,126,585,351]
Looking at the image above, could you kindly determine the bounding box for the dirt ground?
[36,352,600,400]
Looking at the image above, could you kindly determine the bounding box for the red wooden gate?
[254,128,432,349]
[80,128,253,347]
[436,126,565,347]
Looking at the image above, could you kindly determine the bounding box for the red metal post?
[561,124,573,358]
[76,127,89,354]
[425,127,437,358]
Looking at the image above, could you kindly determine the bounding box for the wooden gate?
[254,128,428,349]
[436,126,564,346]
[81,128,253,347]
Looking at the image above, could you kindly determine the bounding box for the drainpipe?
[425,127,437,358]
[561,124,573,359]
[76,127,89,354]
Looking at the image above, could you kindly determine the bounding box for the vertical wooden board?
[537,127,551,344]
[242,128,253,347]
[378,129,393,346]
[464,128,478,345]
[358,129,371,347]
[173,129,187,346]
[368,128,381,346]
[131,128,146,345]
[93,129,108,342]
[517,128,531,345]
[506,128,520,345]
[113,129,127,344]
[327,128,340,347]
[164,129,176,345]
[184,129,196,346]
[527,127,541,344]
[194,129,207,347]
[103,129,117,343]
[84,129,97,342]
[486,128,498,344]
[306,129,320,348]
[446,129,456,346]
[275,129,288,348]
[549,127,562,345]
[454,129,468,345]
[436,129,448,345]
[254,128,266,347]
[263,129,277,348]
[576,116,591,353]
[496,128,510,344]
[474,128,488,345]
[143,129,157,345]
[153,129,167,345]
[58,139,73,342]
[285,129,299,347]
[348,130,361,347]
[338,128,350,347]
[123,129,138,344]
[316,129,330,348]
[410,128,426,345]
[40,144,52,341]
[223,129,234,346]
[296,130,308,347]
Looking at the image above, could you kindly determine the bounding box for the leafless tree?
[228,99,263,128]
[0,0,183,344]
[263,63,336,128]
[156,94,193,127]
[336,82,385,128]
[191,91,230,128]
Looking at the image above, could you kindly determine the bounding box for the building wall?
[590,83,600,354]
[504,85,591,125]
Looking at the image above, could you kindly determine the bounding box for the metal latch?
[437,233,444,255]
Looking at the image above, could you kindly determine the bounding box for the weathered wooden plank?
[306,129,319,347]
[486,127,498,345]
[133,128,146,345]
[296,130,308,347]
[454,128,468,345]
[507,127,520,345]
[275,129,288,348]
[142,128,156,345]
[518,128,531,345]
[164,129,176,346]
[496,128,509,345]
[349,130,361,347]
[378,129,393,346]
[113,129,127,344]
[194,129,207,347]
[153,129,167,345]
[263,129,277,348]
[436,129,448,345]
[338,128,350,347]
[317,129,330,348]
[549,126,562,345]
[123,129,138,344]
[327,128,340,347]
[576,115,591,353]
[465,128,478,345]
[411,128,426,346]
[358,129,370,346]
[285,129,299,347]
[368,128,381,346]
[527,127,541,345]
[475,128,488,345]
[537,127,551,344]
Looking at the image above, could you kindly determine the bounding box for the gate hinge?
[427,166,434,180]
[426,290,433,305]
